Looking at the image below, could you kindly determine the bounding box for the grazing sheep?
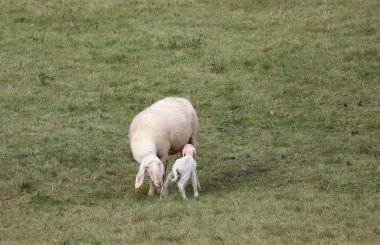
[129,97,200,196]
[161,144,200,199]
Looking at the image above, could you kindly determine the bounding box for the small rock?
[240,163,254,175]
[240,163,249,171]
[357,101,363,107]
[351,130,359,136]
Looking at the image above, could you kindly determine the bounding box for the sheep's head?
[135,155,164,189]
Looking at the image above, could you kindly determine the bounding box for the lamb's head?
[135,154,164,189]
[182,144,196,157]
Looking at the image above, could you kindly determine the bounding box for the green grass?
[1,0,379,243]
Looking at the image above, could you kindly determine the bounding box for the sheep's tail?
[171,166,179,182]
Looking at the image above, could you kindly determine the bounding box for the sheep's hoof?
[160,189,169,199]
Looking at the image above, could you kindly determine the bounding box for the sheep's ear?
[193,148,196,158]
[135,162,145,188]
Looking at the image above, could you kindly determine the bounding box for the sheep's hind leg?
[190,115,200,150]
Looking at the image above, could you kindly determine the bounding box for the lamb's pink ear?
[135,162,145,188]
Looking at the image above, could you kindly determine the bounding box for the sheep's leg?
[159,155,168,179]
[160,172,174,199]
[148,180,155,196]
[163,172,173,189]
[157,155,168,197]
[189,135,200,151]
[191,171,199,198]
[190,118,200,150]
[177,174,190,200]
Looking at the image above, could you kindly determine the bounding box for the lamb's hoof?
[147,191,155,197]
[194,193,199,198]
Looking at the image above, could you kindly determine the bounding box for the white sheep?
[129,97,200,196]
[160,144,201,199]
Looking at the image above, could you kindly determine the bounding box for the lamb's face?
[135,155,164,189]
[182,144,196,157]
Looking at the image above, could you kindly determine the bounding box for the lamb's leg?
[160,172,174,199]
[191,171,199,198]
[177,174,190,200]
[195,169,201,191]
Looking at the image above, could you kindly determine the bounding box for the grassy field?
[1,0,379,243]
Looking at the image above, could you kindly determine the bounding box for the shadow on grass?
[126,152,281,200]
[199,162,274,196]
[155,154,278,200]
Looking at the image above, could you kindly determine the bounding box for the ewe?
[129,97,200,196]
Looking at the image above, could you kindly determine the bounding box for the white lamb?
[129,97,200,196]
[161,144,201,199]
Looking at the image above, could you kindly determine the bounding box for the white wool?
[161,156,201,200]
[129,97,200,195]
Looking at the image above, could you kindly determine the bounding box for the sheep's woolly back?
[129,97,199,163]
